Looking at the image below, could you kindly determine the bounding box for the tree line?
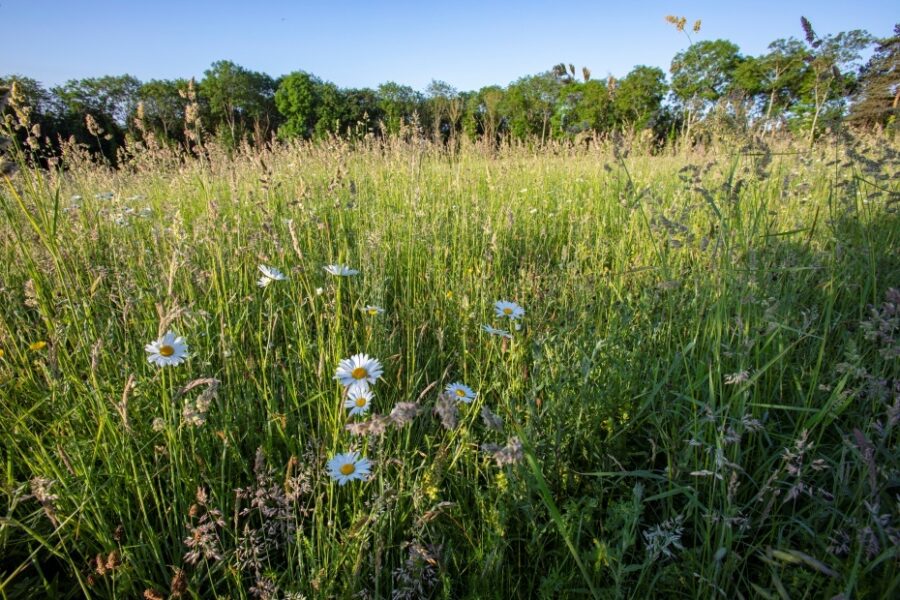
[2,17,897,163]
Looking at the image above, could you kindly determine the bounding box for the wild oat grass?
[0,131,898,598]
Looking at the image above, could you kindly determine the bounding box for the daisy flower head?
[257,264,287,288]
[145,331,188,367]
[324,264,359,277]
[362,305,384,316]
[327,451,372,485]
[482,324,512,339]
[445,382,477,403]
[334,353,383,390]
[344,387,374,416]
[494,300,525,320]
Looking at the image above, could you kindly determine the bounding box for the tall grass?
[0,130,898,598]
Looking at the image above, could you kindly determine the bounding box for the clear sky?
[2,1,896,91]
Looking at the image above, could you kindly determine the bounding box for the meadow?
[0,132,898,598]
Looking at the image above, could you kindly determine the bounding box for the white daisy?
[362,305,384,316]
[343,387,374,416]
[482,324,512,339]
[145,331,188,367]
[257,264,287,288]
[324,264,359,277]
[494,300,525,320]
[445,382,477,403]
[327,451,372,485]
[334,353,383,389]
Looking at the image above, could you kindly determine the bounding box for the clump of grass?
[0,116,898,598]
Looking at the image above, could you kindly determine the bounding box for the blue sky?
[2,1,896,91]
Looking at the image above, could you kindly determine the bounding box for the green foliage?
[424,80,467,142]
[791,20,872,142]
[553,79,614,136]
[0,75,60,157]
[670,39,742,103]
[50,74,142,161]
[276,74,380,140]
[274,71,320,139]
[52,74,142,125]
[0,75,52,116]
[0,18,888,153]
[614,66,668,130]
[200,60,278,146]
[377,81,422,135]
[500,73,560,141]
[750,38,809,120]
[463,85,504,142]
[137,79,189,142]
[849,24,900,130]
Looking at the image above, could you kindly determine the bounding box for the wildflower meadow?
[1,99,898,598]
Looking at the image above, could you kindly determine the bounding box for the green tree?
[376,82,421,136]
[670,39,742,139]
[51,74,141,160]
[137,79,189,142]
[795,18,871,144]
[341,88,381,137]
[614,66,668,130]
[757,39,809,122]
[200,60,278,146]
[500,73,561,143]
[0,74,59,160]
[425,80,464,142]
[552,79,615,137]
[52,75,141,125]
[0,75,52,117]
[313,81,345,138]
[274,71,320,139]
[463,85,504,143]
[849,24,899,130]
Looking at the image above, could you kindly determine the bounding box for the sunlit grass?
[0,136,898,598]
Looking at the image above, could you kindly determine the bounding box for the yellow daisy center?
[340,463,356,475]
[503,307,513,315]
[351,366,368,380]
[368,308,378,315]
[159,345,175,357]
[355,397,367,407]
[455,388,466,397]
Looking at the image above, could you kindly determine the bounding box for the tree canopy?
[2,17,895,163]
